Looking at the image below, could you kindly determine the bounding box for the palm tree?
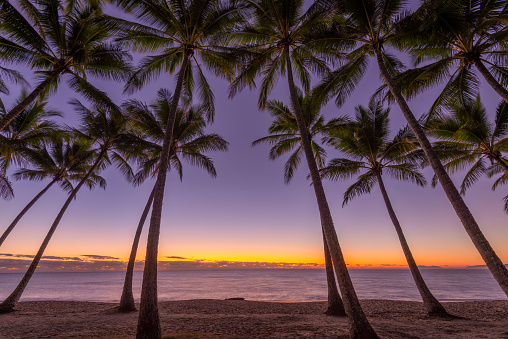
[252,90,345,316]
[0,92,62,172]
[320,101,449,316]
[109,1,242,336]
[0,100,139,313]
[0,138,104,248]
[427,97,508,192]
[0,0,132,132]
[388,0,508,112]
[230,1,378,337]
[316,0,508,297]
[117,89,228,313]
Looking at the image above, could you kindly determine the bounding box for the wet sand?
[0,299,506,338]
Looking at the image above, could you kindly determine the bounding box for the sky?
[0,1,507,274]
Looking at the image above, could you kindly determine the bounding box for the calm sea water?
[0,269,505,303]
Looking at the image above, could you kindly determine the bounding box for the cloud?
[0,258,126,273]
[0,253,35,259]
[156,260,323,271]
[42,256,83,261]
[81,255,119,260]
[166,256,187,260]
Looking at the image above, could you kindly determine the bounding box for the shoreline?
[0,299,506,338]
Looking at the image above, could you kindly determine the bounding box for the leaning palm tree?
[108,0,243,336]
[317,0,508,297]
[0,139,104,248]
[427,97,508,193]
[0,0,132,132]
[0,100,139,313]
[118,89,228,313]
[388,0,508,112]
[0,92,62,172]
[321,102,449,316]
[229,1,378,337]
[252,89,345,316]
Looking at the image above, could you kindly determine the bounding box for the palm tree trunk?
[0,178,58,248]
[284,46,378,339]
[375,47,508,297]
[473,58,508,104]
[136,52,191,339]
[323,230,346,316]
[0,68,63,132]
[0,150,105,313]
[376,172,448,316]
[118,185,156,313]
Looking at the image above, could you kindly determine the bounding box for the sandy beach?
[0,299,506,338]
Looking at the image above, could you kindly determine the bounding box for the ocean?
[0,269,505,303]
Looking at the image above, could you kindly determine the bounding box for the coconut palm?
[0,92,62,172]
[0,0,132,132]
[320,101,449,316]
[108,0,242,336]
[427,97,508,192]
[0,138,105,248]
[229,1,378,337]
[252,90,345,316]
[117,89,228,313]
[387,0,508,113]
[316,0,508,297]
[0,100,139,313]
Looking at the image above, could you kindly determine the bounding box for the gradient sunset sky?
[1,2,507,273]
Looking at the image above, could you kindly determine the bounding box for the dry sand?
[0,299,506,338]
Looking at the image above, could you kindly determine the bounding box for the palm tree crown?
[321,101,425,206]
[427,97,508,195]
[229,0,338,107]
[0,0,132,131]
[391,0,508,112]
[0,93,62,172]
[126,89,228,185]
[113,0,244,118]
[252,89,335,184]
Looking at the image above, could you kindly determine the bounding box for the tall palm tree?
[117,89,228,313]
[0,92,62,172]
[230,1,378,337]
[0,139,104,248]
[0,0,132,132]
[320,102,449,316]
[317,0,508,297]
[388,0,508,112]
[427,97,508,193]
[0,100,139,313]
[109,1,242,336]
[252,90,345,316]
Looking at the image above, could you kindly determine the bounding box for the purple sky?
[0,1,507,273]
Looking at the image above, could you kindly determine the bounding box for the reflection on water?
[0,269,505,302]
